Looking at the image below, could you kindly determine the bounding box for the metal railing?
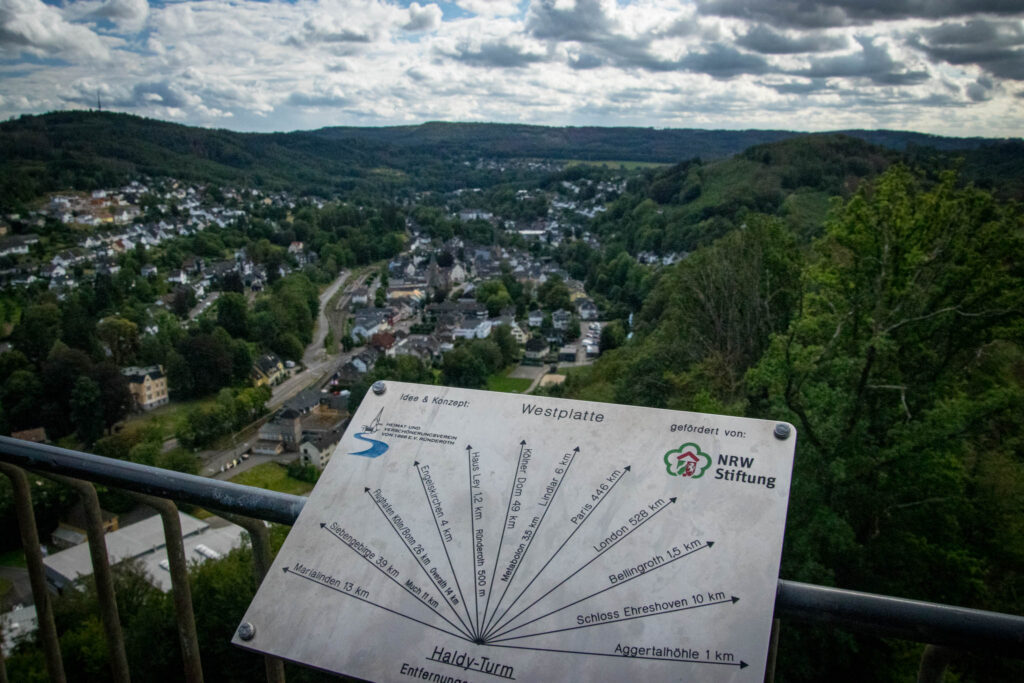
[1,435,1022,682]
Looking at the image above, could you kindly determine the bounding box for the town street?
[199,269,368,475]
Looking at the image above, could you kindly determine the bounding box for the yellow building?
[120,365,169,411]
[252,352,285,387]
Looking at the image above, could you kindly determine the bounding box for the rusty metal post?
[917,644,953,683]
[46,474,130,683]
[125,493,203,683]
[218,512,285,683]
[764,618,780,683]
[0,621,8,683]
[0,463,66,683]
[217,512,273,582]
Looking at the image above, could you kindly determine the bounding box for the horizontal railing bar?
[0,436,305,525]
[3,436,1023,657]
[776,580,1024,657]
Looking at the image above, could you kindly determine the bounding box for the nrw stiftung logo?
[664,442,711,479]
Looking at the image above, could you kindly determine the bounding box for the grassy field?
[555,365,590,377]
[230,462,315,496]
[0,577,12,601]
[0,548,26,568]
[119,397,212,440]
[486,368,534,394]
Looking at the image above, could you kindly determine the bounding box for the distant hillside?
[586,133,896,255]
[311,122,799,162]
[0,111,407,205]
[0,111,1019,209]
[313,121,1000,162]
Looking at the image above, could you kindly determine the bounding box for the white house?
[455,320,492,339]
[300,428,344,471]
[576,299,599,321]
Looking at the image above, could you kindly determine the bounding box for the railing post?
[0,464,66,683]
[917,644,953,683]
[46,474,130,683]
[124,492,204,683]
[764,618,780,683]
[217,512,285,683]
[0,620,8,683]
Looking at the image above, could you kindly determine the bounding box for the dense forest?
[547,164,1024,681]
[0,113,1021,681]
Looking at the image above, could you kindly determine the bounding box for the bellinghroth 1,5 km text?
[235,382,796,682]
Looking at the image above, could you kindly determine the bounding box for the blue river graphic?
[349,408,389,458]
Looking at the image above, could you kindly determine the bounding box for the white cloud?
[0,0,1019,137]
[0,0,110,60]
[68,0,150,33]
[403,2,442,31]
[455,1,523,17]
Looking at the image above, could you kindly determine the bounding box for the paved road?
[198,271,363,475]
[303,271,350,367]
[187,291,220,320]
[269,271,352,411]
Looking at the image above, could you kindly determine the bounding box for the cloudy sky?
[1,0,1022,136]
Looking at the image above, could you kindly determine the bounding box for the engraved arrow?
[491,541,714,639]
[320,522,473,640]
[365,487,472,635]
[483,463,631,639]
[480,440,528,633]
[491,594,739,643]
[414,460,475,634]
[489,497,675,634]
[466,444,482,639]
[486,641,747,669]
[481,446,579,636]
[281,565,469,642]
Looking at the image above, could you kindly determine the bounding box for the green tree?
[476,280,513,316]
[491,324,520,366]
[70,376,104,445]
[273,332,304,362]
[171,287,195,318]
[96,317,140,366]
[537,276,572,312]
[128,440,161,466]
[216,293,249,339]
[748,167,1024,680]
[0,350,31,384]
[599,320,626,353]
[89,362,133,431]
[230,339,254,385]
[12,303,61,364]
[38,345,93,438]
[165,349,193,398]
[2,368,43,432]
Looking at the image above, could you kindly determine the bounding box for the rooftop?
[43,511,245,592]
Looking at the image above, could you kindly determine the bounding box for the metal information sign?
[235,381,796,681]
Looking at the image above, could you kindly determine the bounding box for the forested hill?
[1,111,1019,208]
[311,120,998,161]
[551,162,1024,681]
